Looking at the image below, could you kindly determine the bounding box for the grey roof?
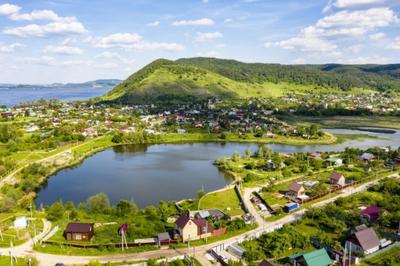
[354,228,380,251]
[157,232,171,241]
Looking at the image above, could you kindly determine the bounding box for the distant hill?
[100,57,400,105]
[0,79,122,89]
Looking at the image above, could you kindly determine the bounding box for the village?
[0,98,399,265]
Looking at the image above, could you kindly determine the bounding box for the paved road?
[1,173,397,266]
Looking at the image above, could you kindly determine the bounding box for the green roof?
[289,248,332,266]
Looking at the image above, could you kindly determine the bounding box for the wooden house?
[64,223,94,241]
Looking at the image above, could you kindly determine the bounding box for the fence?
[234,185,249,214]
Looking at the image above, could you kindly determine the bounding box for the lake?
[35,128,400,208]
[0,86,112,107]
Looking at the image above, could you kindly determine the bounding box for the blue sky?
[0,0,399,83]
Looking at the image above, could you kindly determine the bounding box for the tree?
[115,200,138,216]
[158,200,170,222]
[111,133,123,143]
[245,148,251,159]
[87,193,110,213]
[197,188,206,199]
[47,201,65,221]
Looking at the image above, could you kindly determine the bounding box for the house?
[309,152,322,160]
[287,182,305,197]
[13,216,28,229]
[361,206,382,222]
[330,172,346,186]
[177,129,187,134]
[175,212,212,242]
[327,156,343,167]
[359,153,375,162]
[289,248,332,266]
[258,260,276,266]
[346,227,380,255]
[64,223,94,241]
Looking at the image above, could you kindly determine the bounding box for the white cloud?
[60,38,77,45]
[172,18,214,26]
[94,33,143,48]
[267,37,337,52]
[91,33,184,52]
[0,3,21,15]
[147,21,160,27]
[9,9,76,22]
[224,18,233,23]
[369,32,385,40]
[18,56,56,66]
[305,8,398,38]
[95,51,135,65]
[323,0,386,12]
[94,62,119,69]
[291,58,307,64]
[196,50,220,57]
[388,37,400,50]
[43,45,83,55]
[202,0,209,3]
[18,56,87,67]
[131,42,185,52]
[346,44,363,53]
[268,7,398,57]
[195,31,223,42]
[3,21,87,37]
[0,42,22,53]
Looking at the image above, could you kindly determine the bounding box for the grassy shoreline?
[279,115,400,129]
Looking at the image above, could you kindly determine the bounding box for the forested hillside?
[99,57,400,105]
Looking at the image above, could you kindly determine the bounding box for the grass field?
[280,115,400,129]
[360,245,400,266]
[198,188,244,216]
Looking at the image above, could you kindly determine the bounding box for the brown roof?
[354,228,380,251]
[65,223,93,233]
[193,218,213,235]
[331,172,344,181]
[175,212,190,229]
[289,182,303,192]
[259,260,275,266]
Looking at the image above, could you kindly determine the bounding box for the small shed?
[157,232,172,245]
[227,243,246,258]
[330,172,346,186]
[64,223,94,241]
[14,216,28,229]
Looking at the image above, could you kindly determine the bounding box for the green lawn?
[0,216,43,247]
[0,256,34,266]
[199,188,244,216]
[360,245,400,266]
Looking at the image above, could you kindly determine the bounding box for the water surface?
[35,128,400,208]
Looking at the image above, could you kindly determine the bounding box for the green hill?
[99,57,400,105]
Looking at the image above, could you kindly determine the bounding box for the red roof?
[65,223,94,233]
[361,206,381,220]
[175,212,190,229]
[193,218,213,235]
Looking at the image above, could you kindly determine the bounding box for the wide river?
[35,128,400,208]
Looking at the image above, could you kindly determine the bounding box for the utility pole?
[349,242,352,266]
